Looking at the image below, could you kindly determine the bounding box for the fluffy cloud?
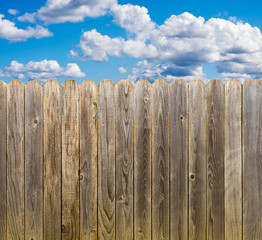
[118,67,126,74]
[1,60,85,82]
[18,13,37,23]
[72,11,262,80]
[8,9,19,15]
[0,14,52,42]
[37,0,116,23]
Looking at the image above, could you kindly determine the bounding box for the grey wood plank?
[134,80,151,240]
[152,79,169,240]
[98,80,115,240]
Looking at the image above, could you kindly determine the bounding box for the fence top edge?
[243,78,262,86]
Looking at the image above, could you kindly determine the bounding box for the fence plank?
[116,80,133,240]
[25,81,43,240]
[188,80,206,240]
[0,81,6,240]
[206,79,225,240]
[243,79,262,239]
[7,80,25,240]
[98,80,115,239]
[43,80,62,240]
[152,79,169,240]
[225,80,242,240]
[62,80,80,240]
[134,80,151,240]
[170,79,188,240]
[80,80,98,239]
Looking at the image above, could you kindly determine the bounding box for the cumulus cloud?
[72,11,262,81]
[1,60,85,82]
[18,13,37,23]
[37,0,116,23]
[8,9,19,15]
[0,14,52,42]
[118,67,126,73]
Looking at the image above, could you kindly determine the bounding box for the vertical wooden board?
[25,81,43,240]
[243,79,262,239]
[116,80,133,240]
[62,80,80,240]
[7,80,24,240]
[0,81,6,240]
[225,80,242,240]
[98,80,115,239]
[152,79,169,240]
[206,79,225,240]
[43,80,62,240]
[80,80,98,239]
[188,80,206,240]
[134,80,151,240]
[170,79,188,240]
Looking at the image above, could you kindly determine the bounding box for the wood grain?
[134,80,151,240]
[116,80,133,240]
[98,80,115,240]
[43,80,62,240]
[243,79,262,239]
[25,81,43,240]
[7,80,25,240]
[152,79,169,240]
[0,81,6,240]
[62,80,80,240]
[188,79,206,240]
[224,80,242,240]
[80,80,98,239]
[206,79,225,240]
[170,79,188,240]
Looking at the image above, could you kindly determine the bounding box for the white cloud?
[1,60,85,82]
[37,0,116,23]
[8,9,19,15]
[118,67,126,73]
[111,3,155,40]
[0,14,52,42]
[18,13,37,23]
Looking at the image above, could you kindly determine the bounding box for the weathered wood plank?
[206,79,225,240]
[80,80,98,239]
[25,81,43,240]
[7,80,25,240]
[116,80,133,240]
[62,80,80,240]
[98,80,115,240]
[0,81,6,240]
[152,79,169,240]
[243,79,262,239]
[188,79,206,240]
[225,80,242,240]
[170,79,188,240]
[134,80,151,240]
[43,80,62,240]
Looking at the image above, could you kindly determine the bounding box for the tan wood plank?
[134,80,151,240]
[80,80,98,239]
[225,80,242,240]
[43,80,62,240]
[170,79,188,240]
[0,81,6,240]
[152,79,169,240]
[62,80,80,240]
[115,80,133,240]
[25,81,43,240]
[188,79,206,240]
[206,79,225,240]
[98,80,115,239]
[243,79,262,239]
[7,80,25,240]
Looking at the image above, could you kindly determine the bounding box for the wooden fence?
[0,79,261,240]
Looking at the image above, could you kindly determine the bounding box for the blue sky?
[1,0,262,84]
